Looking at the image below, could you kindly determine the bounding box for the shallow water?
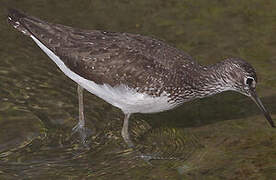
[0,0,276,179]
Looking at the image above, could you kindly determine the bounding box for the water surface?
[0,0,276,179]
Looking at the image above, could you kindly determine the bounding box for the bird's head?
[221,58,275,128]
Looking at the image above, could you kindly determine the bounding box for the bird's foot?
[123,138,135,149]
[135,151,177,165]
[72,122,92,147]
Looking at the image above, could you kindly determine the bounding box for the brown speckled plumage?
[7,8,275,140]
[7,9,205,102]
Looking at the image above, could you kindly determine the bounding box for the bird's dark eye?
[246,77,254,86]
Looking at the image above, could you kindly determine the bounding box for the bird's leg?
[121,114,176,163]
[121,113,134,148]
[78,85,85,128]
[72,85,91,145]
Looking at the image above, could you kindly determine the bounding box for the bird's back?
[8,9,200,92]
[8,9,208,113]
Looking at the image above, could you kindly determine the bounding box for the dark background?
[0,0,276,179]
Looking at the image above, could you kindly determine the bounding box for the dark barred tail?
[7,8,32,36]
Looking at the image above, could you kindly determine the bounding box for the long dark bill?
[250,90,275,128]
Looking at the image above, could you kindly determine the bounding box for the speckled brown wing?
[8,9,199,95]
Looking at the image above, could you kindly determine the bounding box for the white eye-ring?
[244,76,255,89]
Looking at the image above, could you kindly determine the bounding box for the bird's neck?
[191,61,234,99]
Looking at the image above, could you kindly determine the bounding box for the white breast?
[31,35,176,114]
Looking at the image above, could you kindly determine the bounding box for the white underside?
[31,35,176,114]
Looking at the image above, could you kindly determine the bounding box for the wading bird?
[7,9,275,148]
